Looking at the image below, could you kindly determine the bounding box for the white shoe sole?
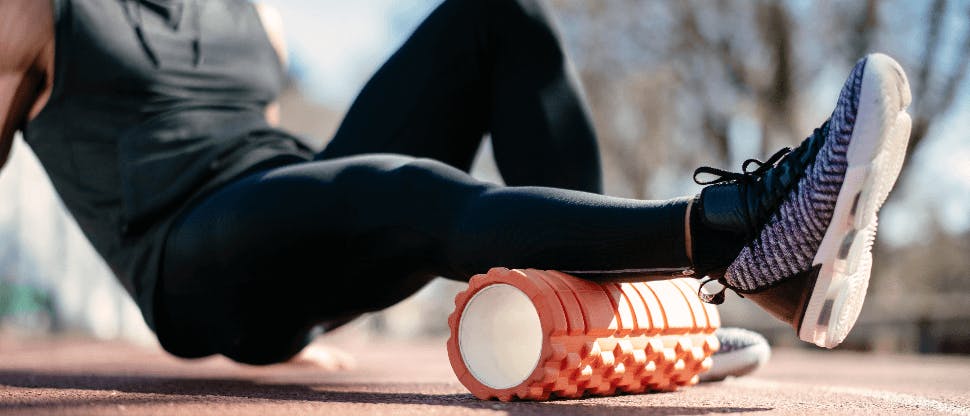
[798,53,912,348]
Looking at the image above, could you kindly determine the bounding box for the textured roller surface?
[447,268,720,401]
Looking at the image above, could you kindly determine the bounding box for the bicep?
[0,0,54,166]
[0,74,26,166]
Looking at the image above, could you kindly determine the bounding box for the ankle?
[689,190,747,277]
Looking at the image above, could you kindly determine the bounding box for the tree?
[550,0,968,198]
[548,0,970,349]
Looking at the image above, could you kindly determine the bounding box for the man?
[0,0,910,366]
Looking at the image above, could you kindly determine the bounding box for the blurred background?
[0,0,967,354]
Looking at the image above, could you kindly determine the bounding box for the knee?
[466,0,546,15]
[487,0,555,29]
[336,155,488,197]
[223,341,307,366]
[388,159,494,210]
[386,157,472,186]
[219,316,315,366]
[438,0,550,30]
[155,322,217,360]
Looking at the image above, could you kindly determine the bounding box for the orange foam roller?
[447,268,720,401]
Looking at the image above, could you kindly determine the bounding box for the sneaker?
[690,53,912,348]
[700,327,770,382]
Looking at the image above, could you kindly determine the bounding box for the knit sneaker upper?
[713,327,769,354]
[724,58,866,291]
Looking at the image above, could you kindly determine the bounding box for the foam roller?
[447,268,720,401]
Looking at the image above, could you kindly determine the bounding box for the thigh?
[156,154,465,361]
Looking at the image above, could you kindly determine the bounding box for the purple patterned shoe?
[690,54,912,348]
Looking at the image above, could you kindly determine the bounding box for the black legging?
[156,0,691,364]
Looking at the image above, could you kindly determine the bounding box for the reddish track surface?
[0,336,968,415]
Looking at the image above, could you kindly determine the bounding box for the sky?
[266,0,441,107]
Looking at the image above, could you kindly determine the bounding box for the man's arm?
[0,0,55,168]
[254,3,287,127]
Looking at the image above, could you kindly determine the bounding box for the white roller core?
[458,284,543,389]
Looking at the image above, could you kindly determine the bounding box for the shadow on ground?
[0,371,771,415]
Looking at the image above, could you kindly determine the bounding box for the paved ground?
[0,335,968,415]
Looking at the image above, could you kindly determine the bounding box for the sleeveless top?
[22,0,312,329]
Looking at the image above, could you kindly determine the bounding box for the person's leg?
[156,0,606,363]
[319,0,602,193]
[156,154,688,364]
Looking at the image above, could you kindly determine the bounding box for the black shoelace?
[689,120,831,305]
[690,147,793,305]
[692,120,830,189]
[692,147,793,186]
